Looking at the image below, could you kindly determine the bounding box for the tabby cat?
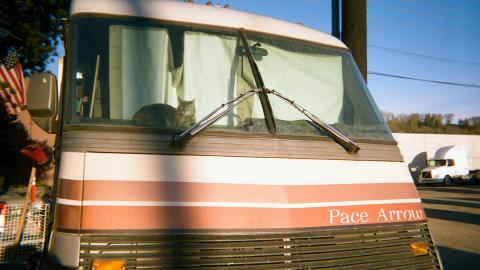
[176,98,196,128]
[132,98,196,129]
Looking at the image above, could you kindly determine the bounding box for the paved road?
[417,185,480,270]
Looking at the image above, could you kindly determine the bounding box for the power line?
[367,14,473,36]
[368,44,480,66]
[368,71,480,89]
[401,0,480,18]
[301,0,328,7]
[369,0,480,26]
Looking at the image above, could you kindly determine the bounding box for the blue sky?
[47,0,480,121]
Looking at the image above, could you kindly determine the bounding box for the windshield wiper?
[172,86,360,153]
[267,88,360,154]
[239,30,276,134]
[172,88,262,147]
[172,30,359,154]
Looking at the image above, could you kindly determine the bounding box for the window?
[68,16,393,141]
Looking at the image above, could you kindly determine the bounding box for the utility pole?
[331,0,340,39]
[341,0,367,82]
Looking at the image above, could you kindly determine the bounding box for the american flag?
[0,50,26,115]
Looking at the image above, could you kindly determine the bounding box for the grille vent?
[80,223,441,270]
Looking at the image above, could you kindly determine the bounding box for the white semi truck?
[419,145,476,185]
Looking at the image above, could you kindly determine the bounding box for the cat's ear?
[177,97,195,105]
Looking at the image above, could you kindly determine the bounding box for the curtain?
[182,31,240,125]
[109,26,175,120]
[256,43,343,124]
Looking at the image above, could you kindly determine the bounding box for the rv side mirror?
[27,73,59,134]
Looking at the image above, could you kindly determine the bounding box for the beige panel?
[82,152,411,184]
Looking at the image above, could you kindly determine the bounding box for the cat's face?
[176,98,197,128]
[177,98,195,116]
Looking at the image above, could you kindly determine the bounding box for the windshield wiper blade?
[239,30,276,134]
[172,89,261,148]
[267,88,360,154]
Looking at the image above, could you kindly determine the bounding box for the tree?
[458,118,469,129]
[0,0,70,73]
[444,113,454,125]
[384,112,480,135]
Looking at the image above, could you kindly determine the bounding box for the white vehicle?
[25,0,442,269]
[419,145,471,185]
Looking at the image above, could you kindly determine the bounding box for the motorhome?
[419,145,472,185]
[27,0,442,269]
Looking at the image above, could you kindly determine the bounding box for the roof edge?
[71,0,347,49]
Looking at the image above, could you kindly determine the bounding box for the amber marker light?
[91,259,126,270]
[410,242,430,256]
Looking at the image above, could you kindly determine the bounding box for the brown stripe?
[58,179,83,201]
[74,181,419,203]
[78,203,425,230]
[55,204,82,231]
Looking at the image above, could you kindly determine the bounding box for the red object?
[31,179,36,203]
[0,202,7,233]
[21,144,48,165]
[0,202,7,215]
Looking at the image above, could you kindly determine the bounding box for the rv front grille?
[422,172,432,179]
[79,223,441,270]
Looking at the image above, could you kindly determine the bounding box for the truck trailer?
[419,145,476,185]
[26,0,442,269]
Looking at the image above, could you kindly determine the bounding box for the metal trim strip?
[57,198,421,208]
[61,131,403,162]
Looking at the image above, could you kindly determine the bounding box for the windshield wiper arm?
[239,29,276,134]
[172,89,261,147]
[267,88,360,154]
[172,87,360,153]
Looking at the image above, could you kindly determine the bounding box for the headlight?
[91,259,126,270]
[410,242,430,256]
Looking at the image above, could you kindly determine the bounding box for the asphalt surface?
[417,184,480,270]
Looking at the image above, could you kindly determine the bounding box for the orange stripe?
[74,181,419,203]
[73,203,426,230]
[58,179,83,201]
[55,204,82,231]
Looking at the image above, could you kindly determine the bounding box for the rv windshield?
[67,16,393,141]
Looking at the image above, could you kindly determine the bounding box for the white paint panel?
[71,0,346,49]
[57,198,82,206]
[57,198,421,208]
[59,152,85,180]
[84,153,413,185]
